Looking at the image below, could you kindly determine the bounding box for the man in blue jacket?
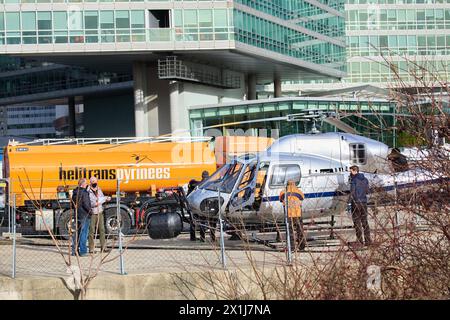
[71,178,92,256]
[349,165,371,246]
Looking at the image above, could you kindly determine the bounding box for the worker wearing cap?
[187,170,210,196]
[197,171,218,242]
[280,180,306,251]
[186,171,216,242]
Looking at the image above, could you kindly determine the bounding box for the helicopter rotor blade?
[99,111,359,150]
[323,117,360,134]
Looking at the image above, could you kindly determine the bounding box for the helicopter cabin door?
[257,163,303,221]
[228,160,259,214]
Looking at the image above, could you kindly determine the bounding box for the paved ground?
[0,210,428,279]
[0,232,349,278]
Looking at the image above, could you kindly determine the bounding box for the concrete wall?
[151,69,171,135]
[133,62,172,136]
[172,77,246,134]
[182,81,245,107]
[133,62,245,136]
[0,268,273,300]
[82,92,135,137]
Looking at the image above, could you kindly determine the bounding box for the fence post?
[218,188,226,269]
[116,179,126,275]
[329,215,336,240]
[284,184,292,265]
[12,194,16,279]
[8,179,11,234]
[393,178,402,261]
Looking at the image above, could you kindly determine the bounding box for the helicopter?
[186,144,439,227]
[184,111,441,233]
[144,110,441,240]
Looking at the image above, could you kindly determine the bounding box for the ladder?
[9,136,212,146]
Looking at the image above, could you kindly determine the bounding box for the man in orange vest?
[280,180,306,251]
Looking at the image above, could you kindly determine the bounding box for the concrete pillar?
[133,62,174,137]
[133,61,150,137]
[169,82,191,136]
[246,74,257,100]
[169,81,180,133]
[274,75,282,98]
[68,96,76,137]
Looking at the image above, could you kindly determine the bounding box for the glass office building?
[278,0,450,93]
[346,0,450,84]
[0,1,346,78]
[0,0,347,137]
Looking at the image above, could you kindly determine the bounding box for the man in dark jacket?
[349,165,371,246]
[71,178,92,256]
[187,171,216,242]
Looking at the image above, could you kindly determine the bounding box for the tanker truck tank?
[2,137,216,237]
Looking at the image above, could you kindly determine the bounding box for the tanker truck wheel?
[58,209,74,240]
[104,207,131,236]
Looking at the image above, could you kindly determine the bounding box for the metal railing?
[158,56,241,89]
[0,74,133,99]
[0,28,234,47]
[346,21,450,31]
[12,136,212,146]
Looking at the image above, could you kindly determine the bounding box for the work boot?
[275,231,282,242]
[229,233,241,240]
[297,239,306,251]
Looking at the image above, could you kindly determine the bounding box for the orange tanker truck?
[0,136,273,238]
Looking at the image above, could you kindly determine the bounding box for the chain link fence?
[0,194,357,279]
[1,177,409,279]
[2,205,424,279]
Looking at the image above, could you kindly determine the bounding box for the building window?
[149,10,170,28]
[100,11,114,43]
[85,11,99,30]
[38,12,52,44]
[116,11,130,29]
[6,12,20,44]
[22,12,36,44]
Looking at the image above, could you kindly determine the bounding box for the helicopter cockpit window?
[204,162,243,193]
[230,161,258,207]
[270,165,301,187]
[350,143,366,165]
